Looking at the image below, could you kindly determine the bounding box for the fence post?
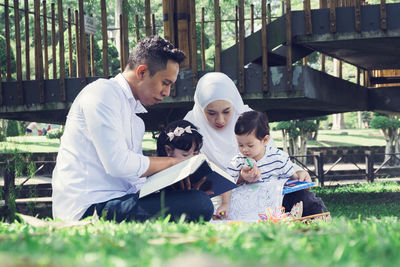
[365,150,374,182]
[313,151,324,186]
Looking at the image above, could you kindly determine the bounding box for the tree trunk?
[332,113,346,130]
[300,133,308,165]
[281,130,288,153]
[357,111,363,128]
[382,129,394,165]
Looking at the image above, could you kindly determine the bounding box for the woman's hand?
[239,165,261,183]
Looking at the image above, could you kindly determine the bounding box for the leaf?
[17,213,92,229]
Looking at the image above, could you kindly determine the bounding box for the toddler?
[218,111,328,220]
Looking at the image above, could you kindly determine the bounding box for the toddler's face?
[167,144,199,160]
[236,132,269,161]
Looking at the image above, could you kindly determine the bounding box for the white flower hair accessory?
[166,126,197,141]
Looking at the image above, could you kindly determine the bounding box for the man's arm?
[141,156,182,177]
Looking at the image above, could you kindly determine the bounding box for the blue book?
[282,179,315,195]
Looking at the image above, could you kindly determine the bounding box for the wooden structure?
[1,0,400,131]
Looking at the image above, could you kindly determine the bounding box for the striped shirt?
[226,143,296,183]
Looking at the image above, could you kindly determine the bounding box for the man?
[52,36,214,222]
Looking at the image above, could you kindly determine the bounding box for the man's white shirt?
[52,74,150,221]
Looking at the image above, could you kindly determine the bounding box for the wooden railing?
[0,0,396,106]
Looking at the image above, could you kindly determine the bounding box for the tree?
[370,115,400,165]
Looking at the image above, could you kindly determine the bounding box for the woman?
[184,72,313,218]
[184,72,252,170]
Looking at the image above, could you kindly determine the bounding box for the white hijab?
[184,72,252,169]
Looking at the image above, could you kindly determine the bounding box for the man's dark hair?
[235,111,270,140]
[127,35,186,76]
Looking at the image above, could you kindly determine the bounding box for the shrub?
[46,128,64,139]
[6,120,20,137]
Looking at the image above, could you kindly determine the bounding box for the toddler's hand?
[240,165,261,183]
[215,203,229,220]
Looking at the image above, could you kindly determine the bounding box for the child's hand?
[293,170,312,182]
[240,165,261,183]
[215,203,229,220]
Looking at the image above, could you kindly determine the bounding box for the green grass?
[0,129,386,153]
[1,182,400,267]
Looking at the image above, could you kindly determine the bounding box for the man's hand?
[239,165,261,183]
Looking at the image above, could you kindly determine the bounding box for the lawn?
[0,182,400,267]
[0,129,385,153]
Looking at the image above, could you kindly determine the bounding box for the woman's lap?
[82,190,214,223]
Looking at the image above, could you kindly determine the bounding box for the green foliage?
[370,116,400,130]
[46,128,64,140]
[6,120,20,137]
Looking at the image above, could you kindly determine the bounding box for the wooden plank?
[189,0,198,86]
[90,32,95,76]
[285,0,292,90]
[380,0,387,31]
[101,0,109,78]
[235,5,238,43]
[250,4,254,34]
[135,15,140,42]
[214,0,221,72]
[14,0,24,104]
[43,1,49,80]
[177,0,190,69]
[152,14,156,35]
[261,0,268,93]
[320,0,326,73]
[201,7,206,71]
[51,3,57,79]
[74,10,80,78]
[145,0,152,36]
[119,14,124,71]
[304,0,312,35]
[34,0,45,103]
[24,0,30,80]
[79,0,88,77]
[90,14,95,77]
[168,0,175,45]
[0,73,2,105]
[5,0,12,81]
[329,0,336,33]
[123,8,129,69]
[58,0,66,101]
[67,8,73,77]
[238,0,245,93]
[354,0,361,33]
[162,0,170,41]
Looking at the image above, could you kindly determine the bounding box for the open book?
[139,154,238,198]
[282,179,315,195]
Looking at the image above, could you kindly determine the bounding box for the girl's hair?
[234,111,270,140]
[156,120,203,156]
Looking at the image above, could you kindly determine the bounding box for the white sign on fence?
[84,15,96,35]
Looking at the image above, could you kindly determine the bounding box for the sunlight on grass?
[0,129,384,153]
[0,136,60,153]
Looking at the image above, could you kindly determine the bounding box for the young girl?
[157,120,203,159]
[220,111,328,220]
